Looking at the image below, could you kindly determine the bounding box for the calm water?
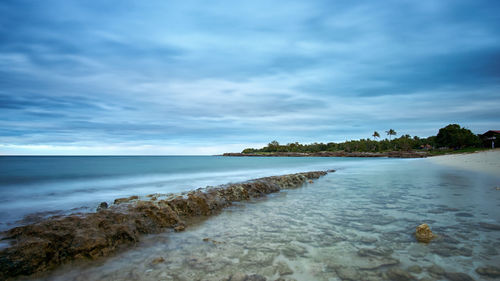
[0,156,371,230]
[2,156,500,280]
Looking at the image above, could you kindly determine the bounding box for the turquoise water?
[12,156,500,281]
[0,156,369,230]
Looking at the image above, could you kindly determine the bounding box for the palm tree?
[386,129,397,140]
[372,131,380,140]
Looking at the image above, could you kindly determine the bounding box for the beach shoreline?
[222,151,429,158]
[428,149,500,176]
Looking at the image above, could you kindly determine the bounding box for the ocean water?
[0,156,370,230]
[2,156,500,280]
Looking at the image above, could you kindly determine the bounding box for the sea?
[0,156,499,280]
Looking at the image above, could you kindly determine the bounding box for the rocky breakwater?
[0,171,329,280]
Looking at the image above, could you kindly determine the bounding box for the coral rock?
[415,223,435,243]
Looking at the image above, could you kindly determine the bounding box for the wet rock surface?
[0,171,328,280]
[415,223,435,243]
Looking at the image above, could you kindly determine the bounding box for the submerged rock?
[225,273,267,281]
[476,265,500,278]
[385,268,415,281]
[151,256,165,265]
[479,222,500,231]
[444,272,474,281]
[427,264,446,277]
[0,171,329,280]
[415,223,435,243]
[275,261,293,276]
[335,266,361,281]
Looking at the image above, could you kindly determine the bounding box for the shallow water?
[25,158,500,281]
[0,156,369,230]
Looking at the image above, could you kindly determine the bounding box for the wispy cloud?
[1,0,499,154]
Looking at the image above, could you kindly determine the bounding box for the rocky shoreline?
[222,151,429,158]
[0,171,329,280]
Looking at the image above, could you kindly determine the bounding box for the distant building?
[482,130,500,148]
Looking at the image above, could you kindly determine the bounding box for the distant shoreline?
[222,151,429,158]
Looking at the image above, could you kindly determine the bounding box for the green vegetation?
[241,124,484,154]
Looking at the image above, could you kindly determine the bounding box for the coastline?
[222,151,429,158]
[428,149,500,176]
[0,171,330,279]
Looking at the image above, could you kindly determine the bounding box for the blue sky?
[1,0,499,155]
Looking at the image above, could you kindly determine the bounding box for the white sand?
[429,149,500,176]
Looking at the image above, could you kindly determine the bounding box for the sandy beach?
[429,149,500,176]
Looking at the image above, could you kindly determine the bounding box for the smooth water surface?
[20,157,500,281]
[0,156,368,230]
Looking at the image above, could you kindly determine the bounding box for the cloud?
[0,0,499,154]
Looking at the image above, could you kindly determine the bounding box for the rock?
[114,195,139,204]
[280,244,308,258]
[96,202,108,211]
[228,272,248,281]
[479,222,500,230]
[174,224,186,232]
[0,171,328,280]
[245,274,267,281]
[275,261,293,276]
[151,256,165,265]
[357,247,393,257]
[415,223,435,243]
[385,268,415,281]
[427,265,445,277]
[476,265,500,277]
[407,265,422,274]
[335,266,361,281]
[355,247,399,270]
[444,272,474,281]
[359,237,378,244]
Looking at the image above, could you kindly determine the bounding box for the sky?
[1,0,499,155]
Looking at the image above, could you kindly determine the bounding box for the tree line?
[241,124,484,154]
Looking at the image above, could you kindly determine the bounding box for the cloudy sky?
[1,0,499,155]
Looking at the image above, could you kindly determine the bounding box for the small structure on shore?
[482,130,500,149]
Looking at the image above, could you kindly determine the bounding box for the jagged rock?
[476,265,500,277]
[385,268,415,281]
[96,202,108,211]
[0,171,329,280]
[415,223,435,243]
[444,272,474,281]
